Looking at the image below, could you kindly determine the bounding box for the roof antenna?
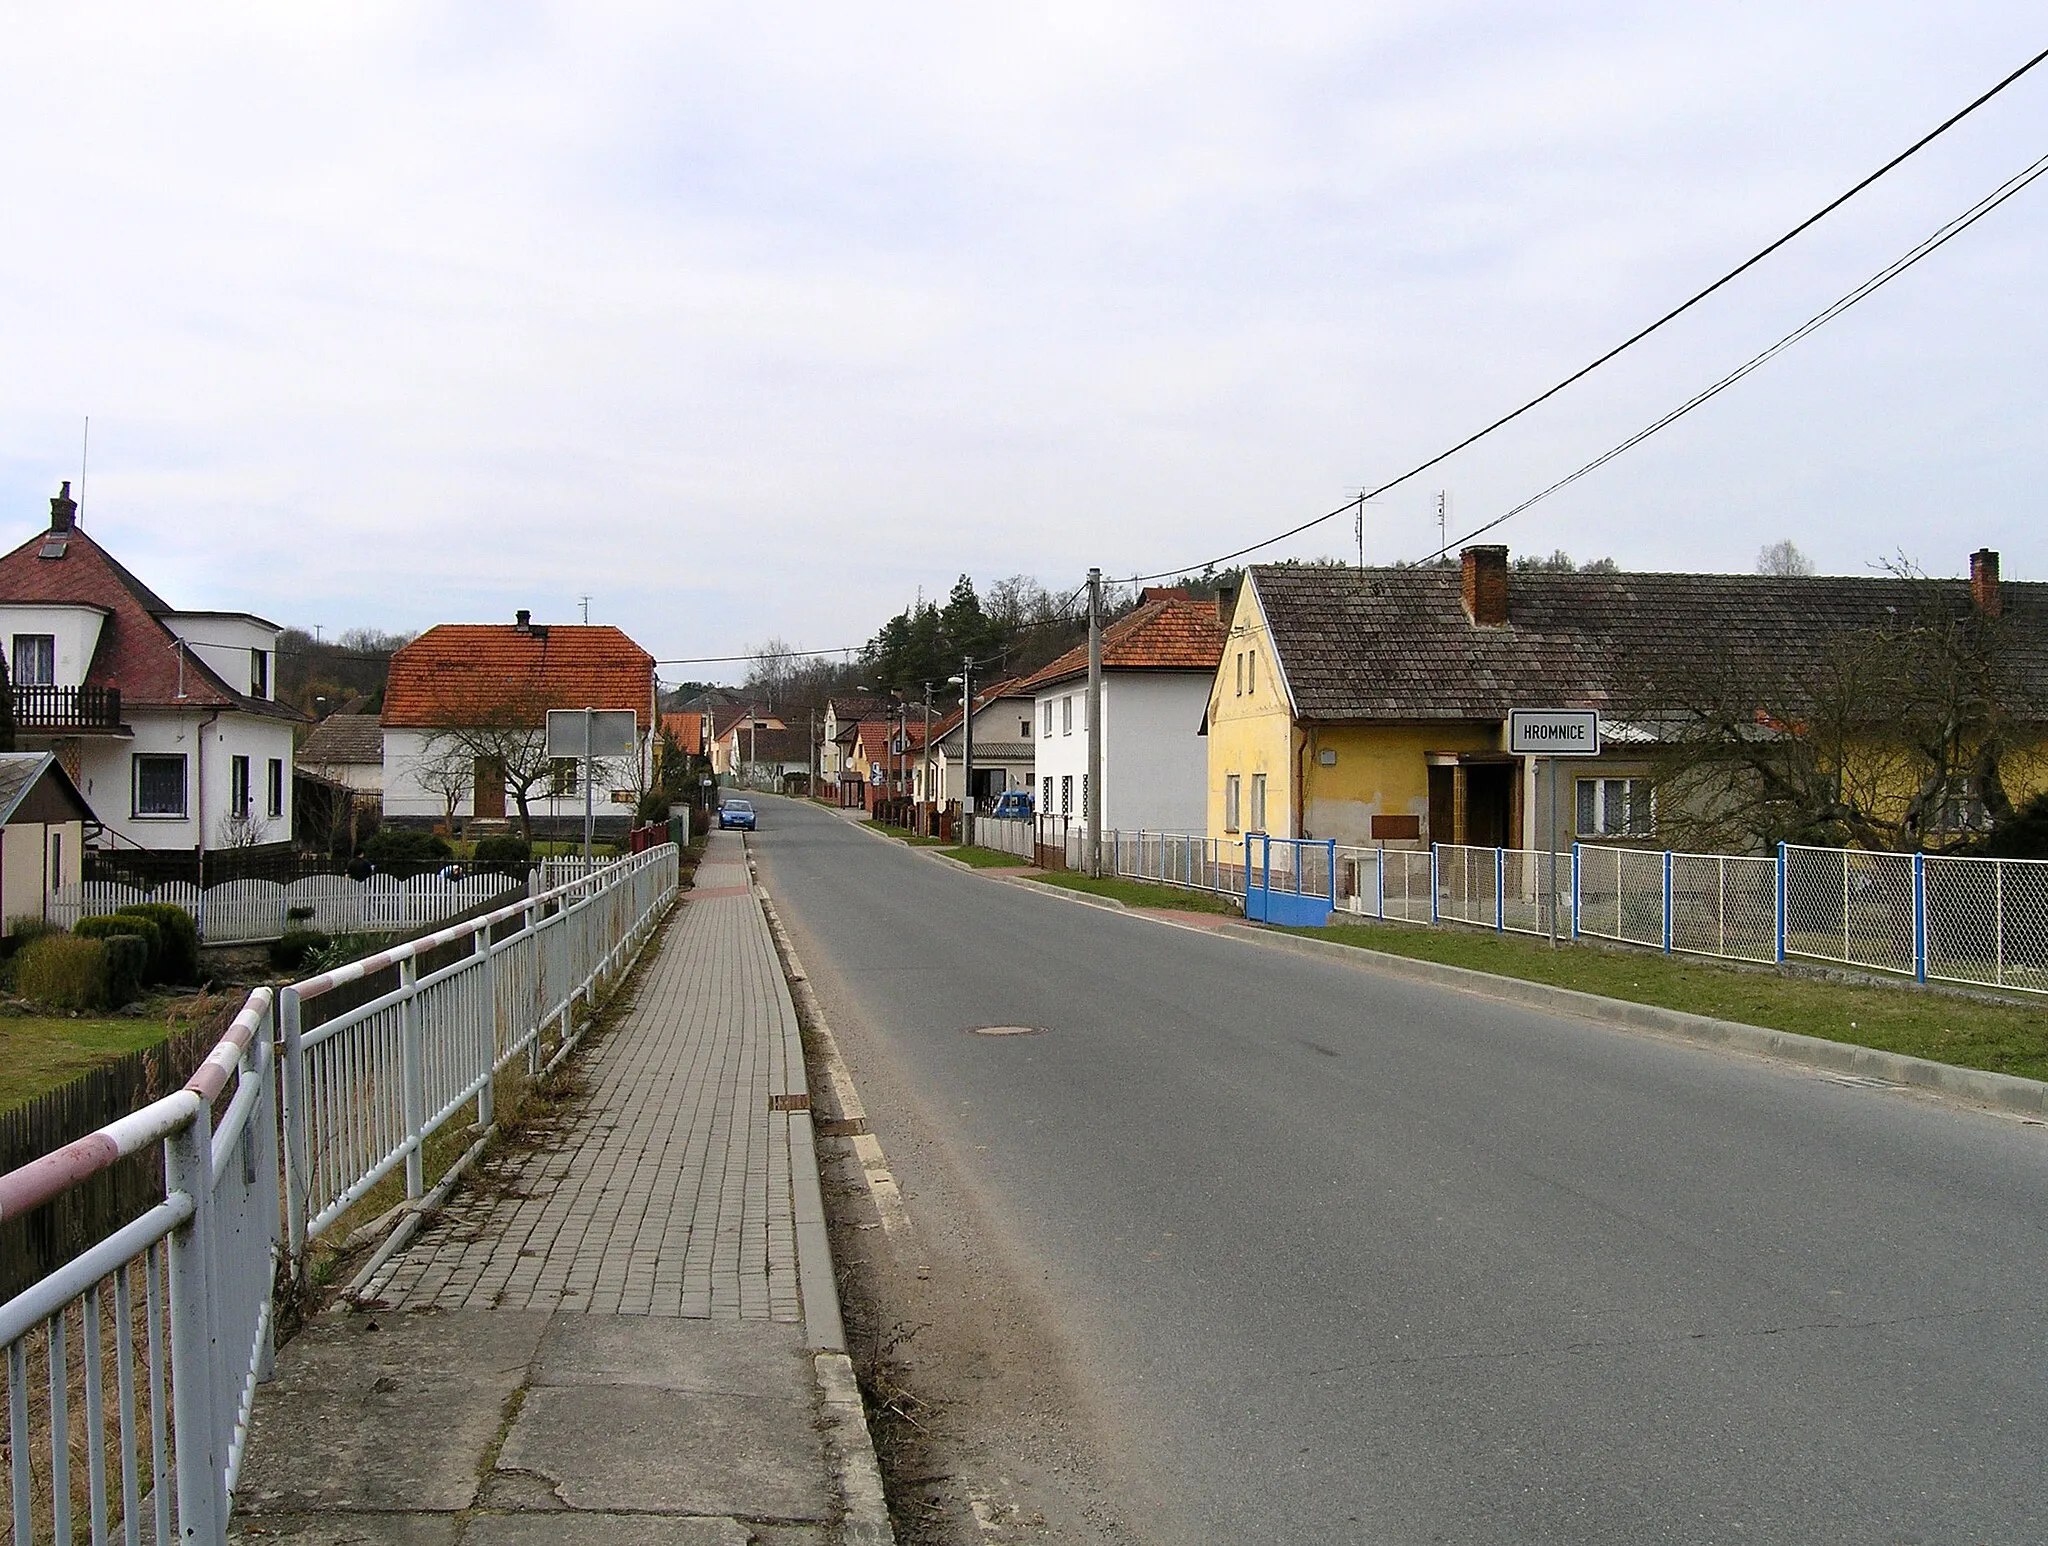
[578,595,591,624]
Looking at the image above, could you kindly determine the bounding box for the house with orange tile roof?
[1015,588,1227,834]
[381,609,656,838]
[913,677,1037,816]
[0,484,302,867]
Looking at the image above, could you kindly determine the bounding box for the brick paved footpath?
[363,829,803,1320]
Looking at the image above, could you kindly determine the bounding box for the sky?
[2,3,2043,679]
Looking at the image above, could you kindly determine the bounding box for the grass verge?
[936,845,1030,868]
[0,994,233,1113]
[866,821,949,846]
[1282,917,2048,1082]
[1029,872,1243,916]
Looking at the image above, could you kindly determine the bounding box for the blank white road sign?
[1508,709,1601,757]
[546,708,639,759]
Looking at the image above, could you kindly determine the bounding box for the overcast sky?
[3,4,2043,677]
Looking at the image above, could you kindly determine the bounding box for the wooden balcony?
[13,684,124,733]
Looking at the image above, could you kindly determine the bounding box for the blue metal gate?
[1244,834,1337,926]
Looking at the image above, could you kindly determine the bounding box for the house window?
[230,755,252,819]
[1576,777,1652,837]
[1081,774,1090,818]
[1234,652,1243,696]
[1042,775,1052,811]
[1042,707,1051,739]
[133,754,187,817]
[12,635,54,687]
[1061,696,1073,736]
[1060,775,1073,816]
[549,758,578,796]
[48,830,61,897]
[1250,772,1267,832]
[1934,777,1989,833]
[251,648,270,698]
[267,757,285,819]
[1248,649,1257,694]
[1224,774,1241,832]
[1020,718,1031,738]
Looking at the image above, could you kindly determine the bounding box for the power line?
[1412,146,2048,566]
[1121,40,2048,584]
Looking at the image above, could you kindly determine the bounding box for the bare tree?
[1755,540,1814,577]
[412,738,477,835]
[417,677,557,841]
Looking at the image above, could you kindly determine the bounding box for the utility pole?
[921,683,933,834]
[1086,567,1103,878]
[960,658,975,849]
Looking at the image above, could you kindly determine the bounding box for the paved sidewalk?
[233,831,888,1544]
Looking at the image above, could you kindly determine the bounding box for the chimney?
[514,609,532,634]
[49,481,77,534]
[1461,544,1509,626]
[1970,549,2001,619]
[1214,581,1239,624]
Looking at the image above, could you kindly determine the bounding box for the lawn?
[938,845,1031,868]
[866,821,949,846]
[1030,872,1244,916]
[1284,917,2048,1082]
[0,1013,185,1113]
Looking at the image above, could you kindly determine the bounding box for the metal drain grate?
[971,1025,1044,1037]
[769,1093,811,1111]
[1826,1075,1897,1090]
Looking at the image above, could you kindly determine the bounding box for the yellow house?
[0,751,92,933]
[1206,545,2045,855]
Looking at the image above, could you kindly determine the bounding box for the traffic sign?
[1508,709,1601,757]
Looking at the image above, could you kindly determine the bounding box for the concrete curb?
[1204,920,2048,1120]
[962,866,2048,1122]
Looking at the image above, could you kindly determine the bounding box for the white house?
[821,696,882,783]
[0,484,301,858]
[381,611,657,838]
[1016,589,1226,833]
[297,713,384,800]
[913,677,1036,810]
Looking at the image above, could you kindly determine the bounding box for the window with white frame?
[267,757,285,819]
[1062,696,1073,736]
[1234,652,1243,696]
[1250,772,1267,832]
[1224,774,1241,832]
[250,648,270,698]
[11,635,54,687]
[1248,648,1258,694]
[1576,777,1652,837]
[1042,706,1051,738]
[230,755,252,819]
[133,753,186,817]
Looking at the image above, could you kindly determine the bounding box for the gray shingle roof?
[299,713,384,765]
[1249,564,2048,722]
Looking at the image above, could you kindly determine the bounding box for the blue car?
[988,790,1034,819]
[718,799,757,831]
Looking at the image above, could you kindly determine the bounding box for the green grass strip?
[1031,872,1243,916]
[1281,918,2048,1082]
[937,845,1031,868]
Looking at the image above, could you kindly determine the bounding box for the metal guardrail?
[1,843,679,1545]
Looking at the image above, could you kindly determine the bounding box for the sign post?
[1508,710,1602,949]
[547,708,639,869]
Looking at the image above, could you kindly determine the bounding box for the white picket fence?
[51,872,527,944]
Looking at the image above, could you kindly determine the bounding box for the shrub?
[303,932,394,975]
[287,904,316,923]
[75,914,164,981]
[363,829,453,868]
[473,834,531,865]
[16,935,109,1011]
[118,903,201,986]
[269,929,331,972]
[102,934,149,1007]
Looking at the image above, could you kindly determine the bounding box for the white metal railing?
[1,844,679,1545]
[50,872,527,944]
[1105,831,1246,896]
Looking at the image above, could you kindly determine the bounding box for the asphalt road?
[749,797,2048,1545]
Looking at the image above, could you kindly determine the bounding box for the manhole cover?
[971,1025,1044,1037]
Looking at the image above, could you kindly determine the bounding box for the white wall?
[0,603,106,688]
[1031,673,1207,831]
[74,708,295,851]
[384,727,648,825]
[160,613,278,700]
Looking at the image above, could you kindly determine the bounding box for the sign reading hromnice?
[546,708,640,760]
[1508,709,1601,757]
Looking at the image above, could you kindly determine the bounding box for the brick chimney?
[49,480,77,534]
[1213,581,1239,624]
[1461,545,1509,626]
[514,608,532,634]
[1970,549,2001,619]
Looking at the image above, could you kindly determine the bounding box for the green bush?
[102,934,149,1007]
[473,834,531,865]
[16,935,110,1011]
[75,914,164,982]
[118,903,200,986]
[303,932,394,975]
[363,829,453,868]
[269,929,331,972]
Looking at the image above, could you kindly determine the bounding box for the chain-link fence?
[1782,845,1917,976]
[1575,845,1668,950]
[1922,853,2048,993]
[1434,844,1498,928]
[1500,849,1571,938]
[1667,852,1780,963]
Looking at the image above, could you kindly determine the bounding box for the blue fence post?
[1570,844,1581,939]
[1495,847,1505,932]
[1429,847,1440,925]
[1775,841,1788,962]
[1327,840,1338,909]
[1375,843,1385,919]
[1662,849,1674,954]
[1912,851,1927,983]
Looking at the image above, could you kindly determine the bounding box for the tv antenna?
[578,595,591,624]
[1435,490,1451,565]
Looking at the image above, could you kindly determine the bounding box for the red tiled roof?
[1017,598,1226,693]
[854,720,892,762]
[383,624,654,728]
[0,521,290,716]
[660,711,707,752]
